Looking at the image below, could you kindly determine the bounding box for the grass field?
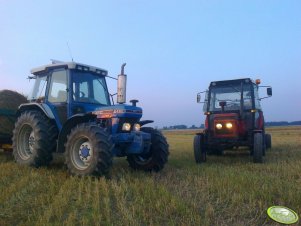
[0,126,300,226]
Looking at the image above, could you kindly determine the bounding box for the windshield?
[72,71,111,105]
[208,83,252,112]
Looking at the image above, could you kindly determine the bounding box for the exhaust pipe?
[117,63,127,104]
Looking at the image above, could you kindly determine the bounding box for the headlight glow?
[122,123,131,131]
[133,123,141,131]
[226,123,233,129]
[216,123,222,130]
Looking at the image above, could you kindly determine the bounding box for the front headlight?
[216,123,222,130]
[122,123,131,131]
[226,122,233,129]
[133,123,141,131]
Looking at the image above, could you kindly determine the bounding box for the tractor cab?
[28,61,111,129]
[194,78,272,164]
[199,78,272,114]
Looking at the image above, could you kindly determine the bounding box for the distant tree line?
[162,124,204,130]
[265,121,301,127]
[162,121,301,130]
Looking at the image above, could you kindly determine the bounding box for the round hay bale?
[0,90,28,141]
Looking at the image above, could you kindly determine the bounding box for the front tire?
[253,133,263,163]
[127,127,169,172]
[12,111,57,167]
[65,124,113,176]
[194,134,206,163]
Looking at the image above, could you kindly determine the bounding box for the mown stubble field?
[0,126,300,226]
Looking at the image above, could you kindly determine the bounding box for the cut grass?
[0,126,300,225]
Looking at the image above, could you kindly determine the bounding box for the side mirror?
[197,94,201,103]
[267,87,272,96]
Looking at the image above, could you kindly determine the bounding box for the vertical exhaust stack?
[117,63,127,104]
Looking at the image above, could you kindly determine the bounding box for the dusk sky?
[0,1,300,127]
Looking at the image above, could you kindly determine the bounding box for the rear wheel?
[65,124,113,176]
[253,133,263,163]
[194,134,206,163]
[12,111,57,167]
[265,133,272,149]
[127,127,169,172]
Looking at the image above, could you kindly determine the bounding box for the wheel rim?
[18,124,34,160]
[71,137,93,170]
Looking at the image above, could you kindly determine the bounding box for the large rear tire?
[127,127,169,172]
[194,134,206,163]
[12,111,57,167]
[65,123,113,176]
[265,133,272,149]
[253,133,263,163]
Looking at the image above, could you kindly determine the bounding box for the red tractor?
[194,78,272,163]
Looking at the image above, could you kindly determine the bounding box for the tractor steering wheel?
[79,91,85,98]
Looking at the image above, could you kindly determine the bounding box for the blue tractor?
[12,61,169,176]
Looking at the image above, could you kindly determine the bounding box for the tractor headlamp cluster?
[215,122,233,130]
[122,123,141,131]
[133,123,141,131]
[122,123,131,131]
[216,123,223,129]
[226,123,233,129]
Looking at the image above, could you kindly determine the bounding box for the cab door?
[46,69,68,129]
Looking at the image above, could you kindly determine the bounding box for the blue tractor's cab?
[12,61,169,176]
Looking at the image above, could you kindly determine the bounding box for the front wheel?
[127,127,169,172]
[65,124,113,176]
[253,133,263,163]
[194,134,206,163]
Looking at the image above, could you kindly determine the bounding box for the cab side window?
[48,70,68,103]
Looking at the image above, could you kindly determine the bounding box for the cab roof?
[30,61,108,76]
[210,78,254,87]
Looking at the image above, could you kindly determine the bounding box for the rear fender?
[18,103,55,119]
[139,120,154,126]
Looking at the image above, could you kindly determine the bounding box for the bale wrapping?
[0,90,28,141]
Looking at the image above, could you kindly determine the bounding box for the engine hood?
[92,104,142,119]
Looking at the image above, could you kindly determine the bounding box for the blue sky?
[0,0,300,127]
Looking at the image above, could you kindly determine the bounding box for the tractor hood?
[92,104,142,119]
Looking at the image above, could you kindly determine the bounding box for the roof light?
[255,79,261,84]
[76,65,89,71]
[96,69,107,76]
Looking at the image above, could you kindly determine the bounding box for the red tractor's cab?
[194,78,272,163]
